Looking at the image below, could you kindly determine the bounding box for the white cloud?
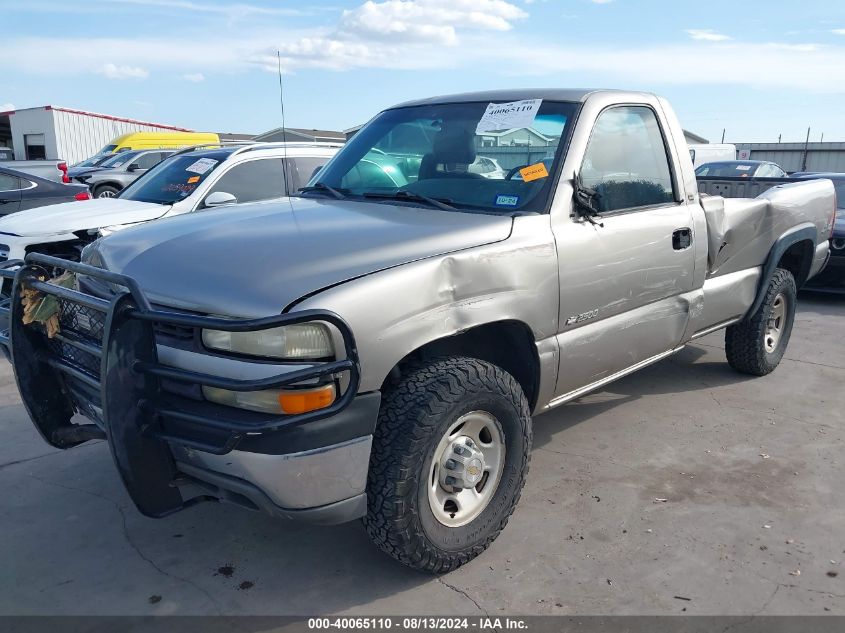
[182,72,205,82]
[590,0,614,4]
[832,29,845,35]
[0,103,15,112]
[257,0,529,70]
[686,29,732,42]
[337,0,528,45]
[96,63,149,79]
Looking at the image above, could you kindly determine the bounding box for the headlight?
[201,323,333,360]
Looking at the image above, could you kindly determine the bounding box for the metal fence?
[735,142,845,173]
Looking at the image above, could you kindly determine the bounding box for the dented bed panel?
[703,179,835,278]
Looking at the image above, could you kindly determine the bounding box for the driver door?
[552,105,696,398]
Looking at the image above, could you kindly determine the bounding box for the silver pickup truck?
[0,151,69,183]
[4,89,835,573]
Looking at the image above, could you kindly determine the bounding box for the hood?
[91,197,514,316]
[86,168,126,180]
[0,198,170,237]
[68,166,105,178]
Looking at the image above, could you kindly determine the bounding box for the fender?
[745,223,816,319]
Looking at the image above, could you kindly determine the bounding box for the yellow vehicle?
[95,131,220,155]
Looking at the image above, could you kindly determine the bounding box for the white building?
[0,105,193,164]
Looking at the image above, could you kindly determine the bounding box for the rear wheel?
[725,267,797,376]
[95,185,120,198]
[364,357,532,573]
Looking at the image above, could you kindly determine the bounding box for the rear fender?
[745,224,816,319]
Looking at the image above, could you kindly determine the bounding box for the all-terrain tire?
[363,357,532,573]
[725,267,797,376]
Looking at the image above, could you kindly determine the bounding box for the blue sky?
[2,0,845,142]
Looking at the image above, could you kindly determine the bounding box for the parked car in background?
[0,165,89,216]
[695,160,787,178]
[791,173,845,292]
[0,151,69,183]
[67,153,121,178]
[688,143,736,168]
[0,142,340,267]
[74,149,176,198]
[468,156,507,179]
[5,89,833,573]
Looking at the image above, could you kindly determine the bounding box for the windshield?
[696,162,760,177]
[100,151,141,168]
[305,100,577,213]
[73,155,113,168]
[120,153,227,204]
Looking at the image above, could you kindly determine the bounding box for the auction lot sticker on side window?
[185,157,218,175]
[476,99,542,134]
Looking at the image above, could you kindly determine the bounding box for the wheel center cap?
[439,436,486,491]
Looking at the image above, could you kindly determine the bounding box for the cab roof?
[391,88,656,109]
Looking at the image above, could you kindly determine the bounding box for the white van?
[689,143,736,168]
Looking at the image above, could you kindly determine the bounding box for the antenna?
[277,50,290,196]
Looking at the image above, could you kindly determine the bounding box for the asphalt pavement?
[1,292,843,616]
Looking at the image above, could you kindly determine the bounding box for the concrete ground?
[1,292,843,617]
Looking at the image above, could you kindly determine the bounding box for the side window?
[770,165,786,178]
[136,152,163,170]
[203,158,286,206]
[581,106,676,212]
[0,173,20,191]
[287,157,328,193]
[341,159,403,189]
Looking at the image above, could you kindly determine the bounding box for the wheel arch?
[380,319,541,411]
[746,224,816,319]
[92,181,122,196]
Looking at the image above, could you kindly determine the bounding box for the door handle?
[672,228,692,250]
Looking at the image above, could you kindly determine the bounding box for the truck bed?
[697,178,834,279]
[696,176,793,199]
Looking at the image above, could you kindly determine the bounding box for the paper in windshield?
[185,158,218,175]
[476,99,542,134]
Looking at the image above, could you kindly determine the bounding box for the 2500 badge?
[565,308,598,326]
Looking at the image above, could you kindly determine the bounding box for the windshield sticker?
[495,194,520,207]
[735,165,752,171]
[476,99,542,134]
[187,175,200,184]
[519,162,549,182]
[185,158,218,175]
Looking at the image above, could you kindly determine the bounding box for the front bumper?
[3,253,372,524]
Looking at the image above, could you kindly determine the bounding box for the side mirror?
[204,191,237,208]
[127,163,141,172]
[572,172,604,228]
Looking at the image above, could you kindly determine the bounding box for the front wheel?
[364,357,532,573]
[725,267,797,376]
[95,185,120,198]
